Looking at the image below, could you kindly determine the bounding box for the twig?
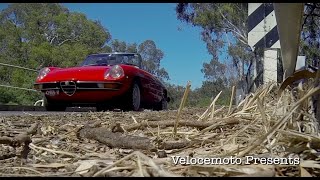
[0,166,44,176]
[134,151,181,177]
[197,99,216,121]
[257,97,268,132]
[93,152,136,177]
[97,166,135,176]
[238,86,320,157]
[173,81,191,137]
[228,86,236,115]
[210,91,222,119]
[137,155,144,177]
[190,118,239,138]
[29,143,80,158]
[26,122,39,135]
[132,116,138,124]
[78,126,152,150]
[126,118,239,131]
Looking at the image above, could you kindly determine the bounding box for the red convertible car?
[34,52,170,111]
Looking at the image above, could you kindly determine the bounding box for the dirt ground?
[1,82,320,177]
[0,108,219,177]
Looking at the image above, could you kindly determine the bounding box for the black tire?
[44,96,67,111]
[123,81,141,111]
[154,98,168,111]
[154,90,168,111]
[161,99,168,110]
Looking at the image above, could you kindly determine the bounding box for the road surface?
[0,107,97,116]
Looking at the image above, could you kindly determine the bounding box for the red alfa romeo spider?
[34,52,170,111]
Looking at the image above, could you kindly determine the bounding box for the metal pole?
[273,3,304,78]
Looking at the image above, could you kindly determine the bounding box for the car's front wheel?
[123,82,141,111]
[44,96,67,111]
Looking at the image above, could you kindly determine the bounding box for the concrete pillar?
[263,49,278,83]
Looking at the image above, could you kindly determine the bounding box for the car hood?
[41,66,111,82]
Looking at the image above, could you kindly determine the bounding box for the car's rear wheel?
[44,96,67,111]
[161,99,168,110]
[154,90,169,111]
[123,81,141,111]
[154,98,168,111]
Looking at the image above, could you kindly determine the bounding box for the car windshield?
[80,53,141,67]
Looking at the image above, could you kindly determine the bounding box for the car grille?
[77,83,99,88]
[60,81,76,96]
[42,83,59,89]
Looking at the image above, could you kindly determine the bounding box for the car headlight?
[104,65,124,79]
[37,67,51,81]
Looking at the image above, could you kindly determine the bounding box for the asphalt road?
[0,107,97,117]
[0,111,69,116]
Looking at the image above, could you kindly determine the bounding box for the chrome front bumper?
[34,81,122,96]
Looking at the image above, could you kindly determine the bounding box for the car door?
[135,54,163,104]
[150,75,164,102]
[141,70,163,103]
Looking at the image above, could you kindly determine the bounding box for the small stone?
[156,150,167,158]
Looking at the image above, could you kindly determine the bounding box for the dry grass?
[1,81,320,177]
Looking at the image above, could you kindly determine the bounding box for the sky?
[0,3,216,89]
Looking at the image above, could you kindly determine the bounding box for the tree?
[176,3,258,93]
[301,3,320,67]
[201,58,226,82]
[164,82,185,109]
[138,40,169,81]
[110,39,138,53]
[126,43,138,53]
[0,3,111,105]
[111,39,127,52]
[0,3,171,105]
[110,39,169,81]
[193,79,231,106]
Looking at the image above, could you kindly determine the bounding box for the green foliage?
[0,3,170,105]
[0,3,257,108]
[176,3,248,56]
[168,3,320,110]
[176,3,258,94]
[111,39,127,52]
[138,40,169,81]
[164,82,185,109]
[201,58,226,81]
[165,79,232,110]
[0,3,111,105]
[191,79,231,106]
[110,39,170,81]
[300,3,320,67]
